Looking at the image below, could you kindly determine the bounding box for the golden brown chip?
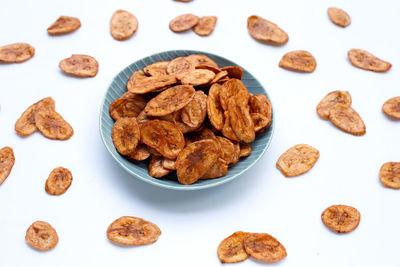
[201,158,228,179]
[193,16,217,36]
[112,117,140,155]
[379,162,400,189]
[220,66,243,80]
[222,111,240,142]
[159,110,199,133]
[147,146,162,156]
[136,109,151,124]
[166,57,195,75]
[110,10,138,41]
[207,84,225,130]
[0,43,35,63]
[59,54,99,77]
[144,85,195,116]
[328,104,366,136]
[328,7,351,27]
[208,70,228,84]
[148,155,171,178]
[239,143,251,158]
[127,75,177,94]
[128,144,151,161]
[107,216,161,245]
[251,113,270,133]
[243,233,287,262]
[185,54,218,68]
[45,167,73,195]
[34,108,74,140]
[230,142,241,166]
[162,158,176,170]
[130,70,148,81]
[321,205,361,233]
[176,140,219,184]
[382,96,400,119]
[15,97,55,137]
[279,50,317,73]
[140,120,185,159]
[276,144,320,177]
[216,136,235,165]
[109,93,146,120]
[144,61,169,76]
[176,69,216,86]
[250,94,272,125]
[217,231,249,263]
[181,91,207,128]
[219,78,248,110]
[317,91,352,119]
[0,147,15,185]
[228,97,255,143]
[247,15,288,45]
[25,221,58,251]
[47,16,81,35]
[348,49,392,72]
[169,14,199,32]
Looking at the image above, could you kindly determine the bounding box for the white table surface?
[1,0,399,266]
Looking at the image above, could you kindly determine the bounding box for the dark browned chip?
[348,49,391,72]
[107,216,161,245]
[59,54,99,77]
[321,205,361,233]
[47,16,81,35]
[279,50,317,73]
[181,90,207,128]
[25,221,58,251]
[169,14,199,32]
[128,75,178,94]
[247,15,288,45]
[128,144,151,161]
[207,84,225,130]
[382,96,400,119]
[0,43,35,63]
[34,108,74,140]
[217,231,250,263]
[144,61,169,76]
[110,10,138,41]
[193,16,217,36]
[220,66,243,79]
[112,117,140,155]
[317,91,352,119]
[185,54,218,68]
[276,144,320,177]
[45,167,73,195]
[176,69,216,86]
[0,147,15,185]
[328,7,351,27]
[243,233,287,262]
[328,104,366,136]
[379,162,400,189]
[109,93,146,120]
[148,155,171,178]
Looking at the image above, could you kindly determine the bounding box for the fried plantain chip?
[169,14,199,32]
[109,93,146,120]
[0,147,15,185]
[128,144,151,161]
[166,57,195,75]
[217,231,249,263]
[328,7,351,27]
[47,16,81,35]
[279,50,317,73]
[328,104,366,136]
[348,49,391,72]
[161,158,176,170]
[243,233,287,262]
[45,167,73,195]
[185,54,218,68]
[0,43,35,63]
[25,221,58,251]
[128,75,178,94]
[230,142,241,166]
[276,144,319,177]
[220,66,243,79]
[379,162,400,189]
[201,158,228,179]
[247,15,288,45]
[216,136,235,165]
[59,54,99,77]
[112,117,140,155]
[181,90,207,128]
[382,96,400,119]
[219,78,248,110]
[317,91,352,119]
[239,143,252,158]
[193,16,217,36]
[110,10,138,41]
[250,94,272,127]
[144,61,169,76]
[321,205,361,233]
[207,84,225,130]
[228,97,255,143]
[208,70,228,84]
[176,69,216,86]
[148,155,172,178]
[222,111,240,142]
[34,108,74,140]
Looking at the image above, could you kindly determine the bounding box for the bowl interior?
[100,50,274,190]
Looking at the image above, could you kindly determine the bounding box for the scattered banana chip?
[348,49,392,72]
[207,84,225,130]
[328,7,351,27]
[317,91,352,119]
[110,10,138,41]
[25,221,58,251]
[109,93,146,120]
[45,167,73,195]
[128,75,178,94]
[176,69,216,86]
[59,54,99,77]
[47,16,81,35]
[382,96,400,119]
[328,104,366,136]
[149,155,171,178]
[217,231,250,263]
[228,97,255,143]
[321,205,361,233]
[379,162,400,189]
[112,117,140,155]
[185,54,218,68]
[279,50,316,73]
[243,233,287,262]
[144,61,169,76]
[0,147,15,185]
[169,14,199,33]
[107,216,161,245]
[0,43,35,63]
[181,91,207,128]
[193,16,217,36]
[276,144,320,177]
[247,15,288,45]
[34,108,74,140]
[129,144,151,161]
[220,66,243,80]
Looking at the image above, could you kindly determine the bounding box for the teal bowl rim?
[99,49,275,190]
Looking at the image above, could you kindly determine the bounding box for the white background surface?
[0,0,399,266]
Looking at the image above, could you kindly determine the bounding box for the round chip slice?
[110,10,138,41]
[321,205,361,233]
[45,167,73,195]
[109,93,146,120]
[148,155,171,178]
[207,84,225,130]
[144,61,169,76]
[227,97,255,143]
[379,162,400,189]
[128,75,178,94]
[0,147,15,185]
[185,54,218,68]
[276,144,320,177]
[59,54,99,77]
[279,50,317,73]
[34,109,74,140]
[176,140,219,184]
[243,233,287,262]
[328,7,351,27]
[217,231,250,263]
[169,14,199,32]
[181,90,207,128]
[348,49,392,72]
[382,96,400,119]
[328,104,366,136]
[107,216,161,245]
[25,221,58,251]
[193,16,217,36]
[317,91,352,119]
[112,117,140,155]
[247,15,288,45]
[47,16,81,35]
[176,69,216,86]
[0,43,35,63]
[167,57,195,75]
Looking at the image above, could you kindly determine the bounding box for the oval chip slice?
[193,16,217,36]
[129,144,151,161]
[0,43,35,63]
[176,69,215,86]
[181,90,207,128]
[328,7,351,27]
[328,104,366,136]
[317,91,352,119]
[216,136,235,165]
[59,54,99,77]
[207,84,225,130]
[45,167,73,195]
[176,139,219,184]
[228,97,255,143]
[0,147,15,185]
[379,162,400,189]
[348,49,392,72]
[250,94,272,122]
[25,221,58,251]
[112,117,140,155]
[109,93,146,120]
[148,155,171,178]
[47,16,81,35]
[251,113,270,133]
[219,78,248,110]
[321,205,361,233]
[247,15,288,45]
[220,66,243,80]
[107,216,161,245]
[382,96,400,119]
[217,231,250,263]
[110,10,138,41]
[243,233,287,262]
[276,144,320,177]
[185,54,218,68]
[144,61,169,76]
[128,75,178,94]
[34,109,74,140]
[166,57,195,75]
[279,50,317,73]
[169,14,199,32]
